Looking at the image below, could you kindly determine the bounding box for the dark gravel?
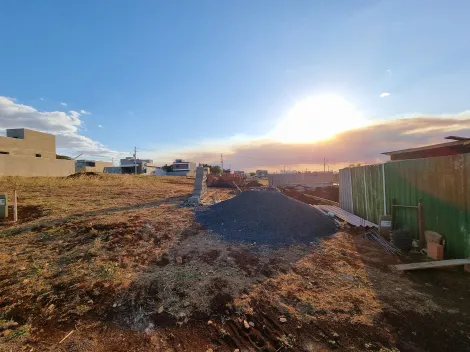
[196,190,337,246]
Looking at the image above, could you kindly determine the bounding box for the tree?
[161,164,173,172]
[210,165,222,175]
[249,172,255,176]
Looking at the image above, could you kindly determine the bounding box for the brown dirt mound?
[245,180,263,187]
[67,172,102,179]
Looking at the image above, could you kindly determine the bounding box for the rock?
[20,266,27,271]
[207,320,213,325]
[176,256,183,264]
[249,321,255,327]
[206,349,213,352]
[234,349,240,352]
[243,320,250,329]
[157,306,164,314]
[183,301,190,307]
[0,320,18,330]
[328,340,337,348]
[279,317,287,323]
[332,332,339,338]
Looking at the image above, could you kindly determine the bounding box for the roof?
[382,139,470,156]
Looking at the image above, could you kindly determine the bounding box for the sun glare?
[271,95,367,143]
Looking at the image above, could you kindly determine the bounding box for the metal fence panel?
[339,168,354,213]
[385,154,470,258]
[350,164,384,225]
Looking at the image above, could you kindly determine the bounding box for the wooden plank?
[392,259,470,271]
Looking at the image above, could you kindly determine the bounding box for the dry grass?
[1,175,469,351]
[0,174,193,226]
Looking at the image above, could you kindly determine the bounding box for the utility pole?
[221,153,224,172]
[134,147,137,175]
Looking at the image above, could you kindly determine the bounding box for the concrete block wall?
[268,172,334,187]
[0,154,75,177]
[187,167,209,205]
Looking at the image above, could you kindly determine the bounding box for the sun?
[271,94,367,143]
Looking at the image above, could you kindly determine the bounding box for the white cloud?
[80,109,91,115]
[60,102,67,106]
[39,97,44,101]
[141,112,470,171]
[380,92,390,98]
[98,124,103,128]
[0,96,123,159]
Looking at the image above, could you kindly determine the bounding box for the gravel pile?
[196,190,337,246]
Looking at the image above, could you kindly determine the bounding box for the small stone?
[249,321,255,327]
[112,303,117,308]
[183,301,190,307]
[206,349,213,352]
[332,332,339,338]
[243,320,250,329]
[176,256,183,264]
[279,317,287,323]
[207,320,213,325]
[20,266,27,271]
[234,349,240,352]
[157,306,164,314]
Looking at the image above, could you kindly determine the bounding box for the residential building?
[145,163,166,175]
[120,157,153,174]
[382,136,470,161]
[0,128,74,176]
[166,159,196,177]
[255,169,268,178]
[76,160,113,173]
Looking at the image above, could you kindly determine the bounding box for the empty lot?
[1,175,469,351]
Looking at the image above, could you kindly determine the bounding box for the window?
[0,151,9,155]
[85,161,96,167]
[35,154,41,157]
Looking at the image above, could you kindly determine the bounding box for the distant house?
[255,169,268,178]
[234,170,245,176]
[76,160,113,173]
[146,164,166,176]
[382,136,470,161]
[120,157,153,174]
[0,128,75,176]
[166,159,196,177]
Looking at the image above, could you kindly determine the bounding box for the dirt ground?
[1,175,469,351]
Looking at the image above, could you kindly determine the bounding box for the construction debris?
[313,205,377,228]
[364,229,402,256]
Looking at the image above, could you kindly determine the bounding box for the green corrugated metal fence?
[342,154,470,258]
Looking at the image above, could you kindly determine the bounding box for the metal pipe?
[392,205,418,208]
[418,200,424,248]
[382,163,387,215]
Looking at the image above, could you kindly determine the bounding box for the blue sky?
[1,0,470,170]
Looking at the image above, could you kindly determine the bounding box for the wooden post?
[13,190,18,222]
[391,198,396,230]
[418,199,424,248]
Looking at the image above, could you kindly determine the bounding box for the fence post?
[13,190,18,222]
[418,199,424,248]
[391,198,396,230]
